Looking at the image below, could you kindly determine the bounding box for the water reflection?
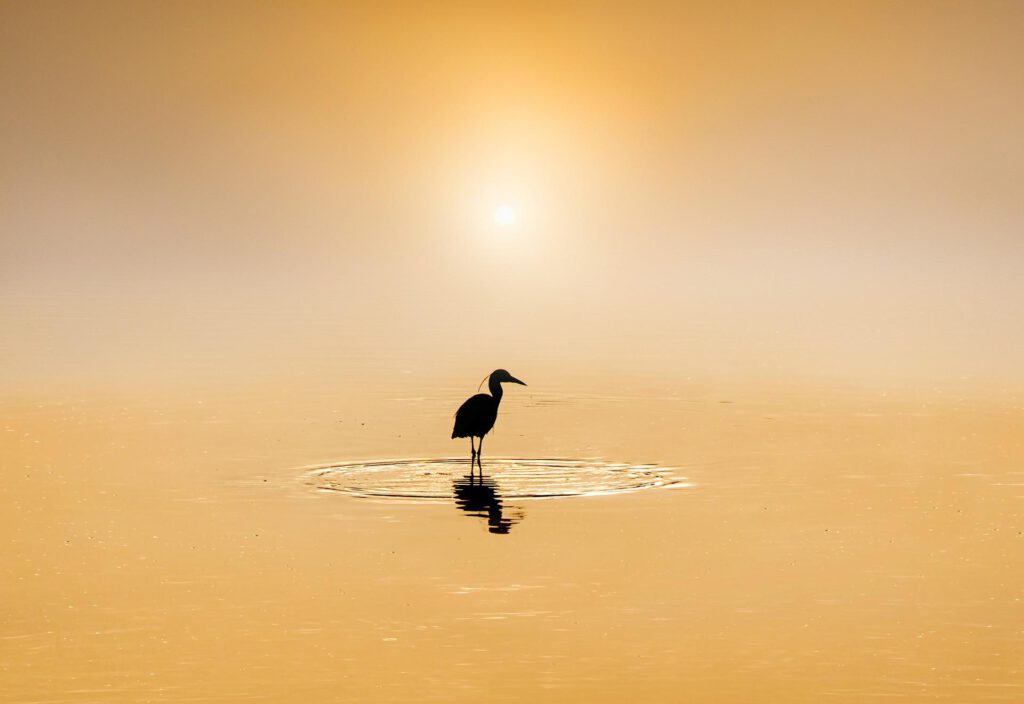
[310,458,683,501]
[452,469,524,534]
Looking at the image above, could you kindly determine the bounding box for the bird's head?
[492,369,527,386]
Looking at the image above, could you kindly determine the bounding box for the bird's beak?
[509,376,527,386]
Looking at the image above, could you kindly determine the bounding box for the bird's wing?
[452,393,492,437]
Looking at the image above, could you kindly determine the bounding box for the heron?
[451,369,527,463]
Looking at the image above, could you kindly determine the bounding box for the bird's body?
[451,393,499,440]
[452,369,526,463]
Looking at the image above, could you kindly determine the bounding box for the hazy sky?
[2,1,1023,392]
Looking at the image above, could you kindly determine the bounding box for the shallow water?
[310,457,687,534]
[2,369,1022,703]
[310,457,686,499]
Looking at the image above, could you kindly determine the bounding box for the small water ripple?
[306,457,690,502]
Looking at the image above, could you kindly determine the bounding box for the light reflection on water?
[308,457,688,501]
[309,457,690,533]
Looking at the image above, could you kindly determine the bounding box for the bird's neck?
[488,376,503,404]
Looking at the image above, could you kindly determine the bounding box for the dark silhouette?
[452,469,523,534]
[451,369,526,462]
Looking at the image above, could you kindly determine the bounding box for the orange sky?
[2,1,1023,392]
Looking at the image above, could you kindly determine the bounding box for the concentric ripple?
[307,457,689,502]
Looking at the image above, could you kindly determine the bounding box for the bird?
[451,369,527,465]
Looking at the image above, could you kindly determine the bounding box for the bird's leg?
[470,437,477,463]
[477,437,484,464]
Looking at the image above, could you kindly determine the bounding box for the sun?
[493,204,515,226]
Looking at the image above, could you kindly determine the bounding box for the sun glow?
[494,204,516,226]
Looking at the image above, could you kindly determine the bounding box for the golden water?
[3,364,1021,702]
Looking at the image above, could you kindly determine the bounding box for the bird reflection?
[452,464,524,534]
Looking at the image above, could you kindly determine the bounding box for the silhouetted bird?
[451,369,526,461]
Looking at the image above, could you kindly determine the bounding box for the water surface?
[2,369,1022,702]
